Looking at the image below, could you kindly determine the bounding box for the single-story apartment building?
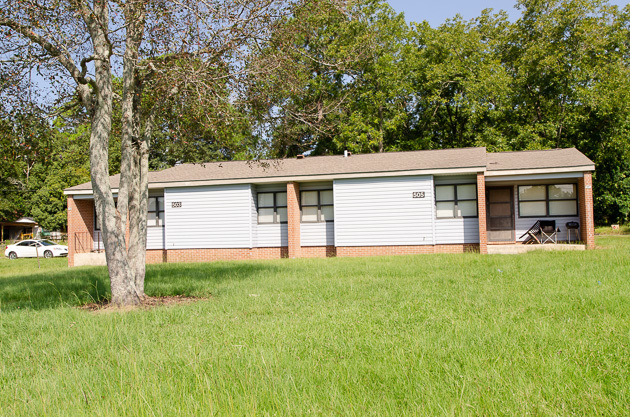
[64,147,595,266]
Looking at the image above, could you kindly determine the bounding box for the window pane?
[302,191,318,206]
[276,192,287,207]
[435,185,454,201]
[489,202,511,217]
[277,207,288,223]
[321,205,334,221]
[457,184,477,200]
[157,197,164,211]
[147,212,157,226]
[489,188,512,203]
[258,193,274,207]
[549,184,576,200]
[458,201,478,217]
[520,201,546,217]
[302,206,318,222]
[148,197,156,212]
[549,200,577,216]
[258,208,275,223]
[436,201,456,218]
[320,190,333,205]
[519,185,546,201]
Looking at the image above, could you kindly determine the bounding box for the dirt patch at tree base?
[79,295,209,313]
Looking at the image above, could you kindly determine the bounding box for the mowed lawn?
[1,237,629,416]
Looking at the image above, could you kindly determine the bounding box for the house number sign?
[172,202,182,208]
[412,192,425,198]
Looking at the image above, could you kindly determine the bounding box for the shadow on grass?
[0,261,279,312]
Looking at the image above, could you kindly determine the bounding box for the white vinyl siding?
[93,231,103,251]
[93,228,166,251]
[434,217,480,244]
[250,188,257,248]
[256,224,288,247]
[300,181,334,246]
[513,187,579,242]
[334,176,434,246]
[301,222,334,246]
[147,227,165,249]
[164,184,252,249]
[253,184,288,247]
[434,175,480,244]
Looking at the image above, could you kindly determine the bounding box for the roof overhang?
[485,165,594,177]
[64,166,486,196]
[0,222,37,227]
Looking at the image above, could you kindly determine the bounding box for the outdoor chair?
[519,220,558,244]
[520,220,542,244]
[539,220,558,244]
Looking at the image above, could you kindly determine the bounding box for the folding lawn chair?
[519,220,541,244]
[539,220,557,244]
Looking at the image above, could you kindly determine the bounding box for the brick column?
[578,172,595,249]
[67,197,94,267]
[477,172,488,254]
[286,182,301,258]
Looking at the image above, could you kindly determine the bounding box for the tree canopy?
[2,0,629,235]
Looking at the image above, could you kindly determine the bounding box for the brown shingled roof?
[65,147,594,192]
[486,148,594,172]
[65,147,487,191]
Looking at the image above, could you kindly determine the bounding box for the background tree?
[1,0,292,305]
[407,12,513,150]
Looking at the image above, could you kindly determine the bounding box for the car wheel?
[44,250,53,259]
[8,252,17,260]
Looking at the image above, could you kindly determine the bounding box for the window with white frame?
[518,184,577,217]
[435,184,478,218]
[148,197,165,226]
[257,192,287,224]
[301,190,334,222]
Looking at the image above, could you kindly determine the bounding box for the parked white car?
[4,240,68,259]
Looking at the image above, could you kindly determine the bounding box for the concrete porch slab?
[487,244,586,255]
[74,252,107,266]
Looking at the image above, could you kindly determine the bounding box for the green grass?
[596,224,630,235]
[1,238,629,416]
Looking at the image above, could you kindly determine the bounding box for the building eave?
[64,166,486,196]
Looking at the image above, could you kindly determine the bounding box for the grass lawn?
[1,237,629,416]
[596,224,630,235]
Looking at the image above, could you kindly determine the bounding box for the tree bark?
[87,0,139,306]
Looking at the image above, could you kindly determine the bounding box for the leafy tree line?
[249,0,630,224]
[2,0,629,234]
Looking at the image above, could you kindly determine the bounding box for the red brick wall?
[141,244,478,264]
[160,247,289,264]
[579,172,595,249]
[336,244,478,257]
[146,250,167,264]
[300,246,336,258]
[287,182,301,258]
[67,197,94,267]
[477,172,488,254]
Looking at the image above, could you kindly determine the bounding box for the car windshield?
[40,240,56,246]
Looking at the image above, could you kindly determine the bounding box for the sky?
[387,0,630,26]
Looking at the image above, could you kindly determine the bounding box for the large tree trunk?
[88,0,140,306]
